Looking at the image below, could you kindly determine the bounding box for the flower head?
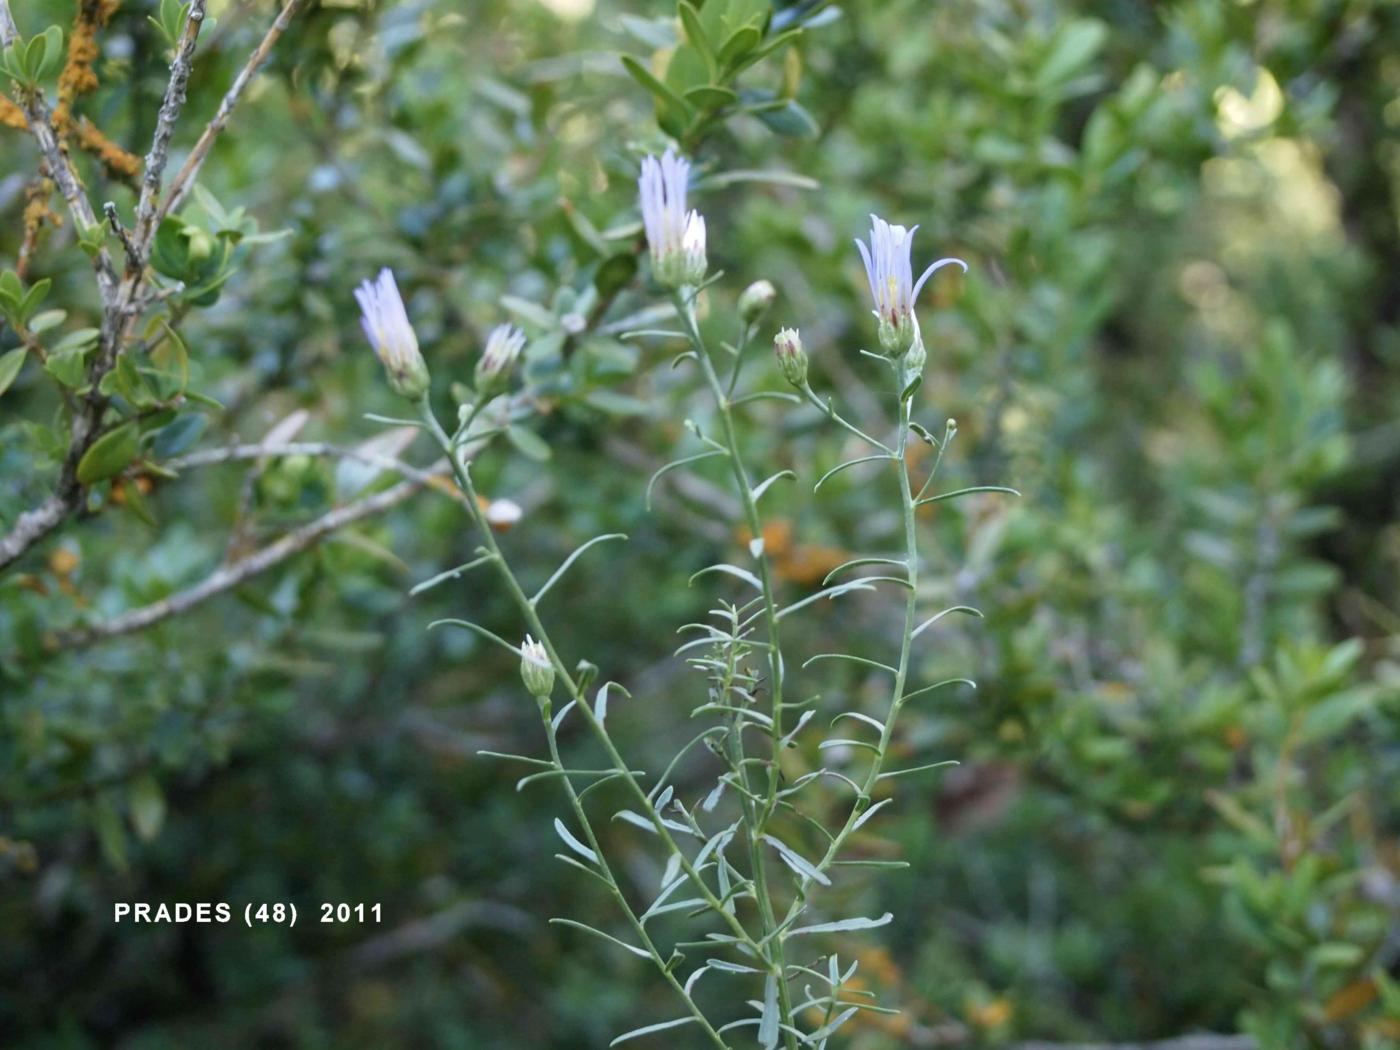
[739,279,777,324]
[639,150,707,287]
[520,635,554,700]
[355,268,430,400]
[773,327,807,387]
[475,323,526,393]
[854,216,966,355]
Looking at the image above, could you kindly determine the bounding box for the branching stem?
[672,290,800,1050]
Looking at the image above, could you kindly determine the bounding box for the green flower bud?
[475,323,526,395]
[773,327,807,387]
[520,635,554,701]
[738,280,777,325]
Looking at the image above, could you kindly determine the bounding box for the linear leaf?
[532,534,628,604]
[851,797,893,832]
[821,555,906,586]
[595,680,631,725]
[554,818,598,863]
[831,711,884,734]
[762,834,831,886]
[751,469,796,503]
[802,652,897,675]
[775,579,878,621]
[550,918,651,960]
[427,618,520,655]
[900,678,977,703]
[788,912,893,937]
[647,449,725,509]
[915,485,1020,506]
[476,750,552,768]
[878,760,959,781]
[759,974,780,1049]
[691,563,763,590]
[610,1017,696,1046]
[814,454,891,492]
[810,1006,859,1041]
[410,553,495,596]
[910,605,983,638]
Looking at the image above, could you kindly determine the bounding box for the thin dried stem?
[159,0,308,223]
[53,476,426,649]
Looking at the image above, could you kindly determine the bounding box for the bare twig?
[159,0,308,223]
[130,0,207,255]
[0,495,76,569]
[53,476,425,649]
[103,200,141,269]
[166,440,455,492]
[51,420,531,649]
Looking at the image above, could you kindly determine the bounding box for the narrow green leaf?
[915,485,1020,506]
[553,818,599,864]
[910,605,983,639]
[762,834,830,886]
[751,469,795,503]
[426,618,521,656]
[550,918,651,960]
[878,760,959,781]
[900,678,976,703]
[759,973,780,1049]
[532,533,628,605]
[610,1017,696,1046]
[647,449,724,509]
[788,912,893,937]
[0,347,26,397]
[410,554,496,596]
[814,453,891,491]
[690,563,763,591]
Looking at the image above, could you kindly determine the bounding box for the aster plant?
[355,128,1015,1046]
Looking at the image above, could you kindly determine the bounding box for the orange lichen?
[0,94,27,130]
[54,0,121,131]
[75,116,140,178]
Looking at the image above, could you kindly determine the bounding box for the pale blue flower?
[355,268,429,399]
[475,322,526,392]
[639,150,707,287]
[854,216,966,354]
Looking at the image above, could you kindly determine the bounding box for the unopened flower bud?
[520,635,554,700]
[355,268,431,401]
[739,280,777,325]
[773,327,807,387]
[475,323,526,394]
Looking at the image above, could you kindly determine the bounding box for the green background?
[1,0,1397,1047]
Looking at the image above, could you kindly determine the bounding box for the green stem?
[419,398,760,1049]
[773,375,925,933]
[672,291,800,1050]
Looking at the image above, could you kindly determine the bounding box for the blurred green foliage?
[1,0,1397,1047]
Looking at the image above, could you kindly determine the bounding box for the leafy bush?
[1,1,1396,1048]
